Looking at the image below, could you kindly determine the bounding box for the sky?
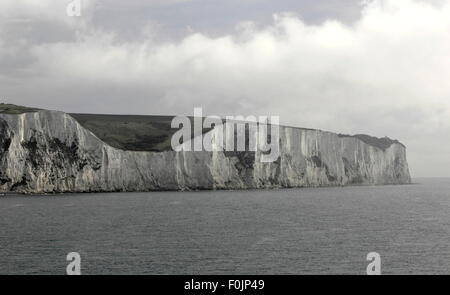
[0,0,449,177]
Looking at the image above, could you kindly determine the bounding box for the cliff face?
[0,110,411,193]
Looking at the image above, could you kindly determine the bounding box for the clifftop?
[0,103,41,114]
[338,133,405,150]
[1,103,405,152]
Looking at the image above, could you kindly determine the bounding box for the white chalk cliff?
[0,110,411,193]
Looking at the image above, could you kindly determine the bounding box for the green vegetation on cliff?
[0,103,41,114]
[338,133,405,150]
[69,113,177,152]
[69,113,212,152]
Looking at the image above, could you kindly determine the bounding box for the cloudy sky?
[0,0,449,177]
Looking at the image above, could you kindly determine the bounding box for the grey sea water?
[0,178,449,275]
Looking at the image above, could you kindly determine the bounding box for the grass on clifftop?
[70,113,211,152]
[0,103,41,114]
[338,133,405,150]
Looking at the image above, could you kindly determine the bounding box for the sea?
[0,178,449,275]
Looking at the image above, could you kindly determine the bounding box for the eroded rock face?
[0,110,411,193]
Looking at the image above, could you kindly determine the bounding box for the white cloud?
[1,0,449,177]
